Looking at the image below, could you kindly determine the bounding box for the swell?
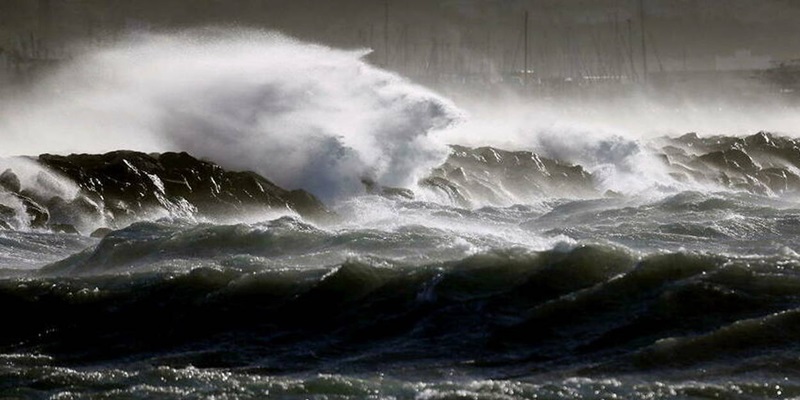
[3,243,800,374]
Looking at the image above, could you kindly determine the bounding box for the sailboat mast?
[524,10,529,86]
[384,0,390,68]
[639,0,648,84]
[627,19,636,81]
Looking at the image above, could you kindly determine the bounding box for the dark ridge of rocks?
[423,133,800,204]
[284,189,332,219]
[2,132,798,233]
[0,169,21,193]
[655,131,800,195]
[7,192,51,229]
[0,151,333,233]
[356,146,596,206]
[360,178,415,200]
[420,176,471,207]
[424,145,597,205]
[50,223,79,235]
[90,227,114,239]
[0,204,15,222]
[0,192,50,230]
[40,151,334,224]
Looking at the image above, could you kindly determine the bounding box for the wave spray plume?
[0,29,462,202]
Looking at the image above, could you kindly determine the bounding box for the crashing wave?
[3,131,800,236]
[426,131,800,204]
[0,30,461,202]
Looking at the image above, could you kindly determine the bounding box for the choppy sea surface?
[3,188,800,399]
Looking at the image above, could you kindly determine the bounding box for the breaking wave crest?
[0,29,461,202]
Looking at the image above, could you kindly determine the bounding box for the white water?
[0,29,461,202]
[2,29,800,203]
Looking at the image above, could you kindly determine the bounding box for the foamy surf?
[0,29,462,202]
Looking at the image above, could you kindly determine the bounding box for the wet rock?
[0,203,15,219]
[380,187,415,200]
[425,145,597,204]
[744,131,774,147]
[658,132,800,195]
[90,227,114,239]
[697,149,759,173]
[14,194,49,228]
[361,178,415,200]
[49,223,79,235]
[678,132,700,143]
[0,169,21,193]
[285,190,336,222]
[764,168,800,193]
[447,166,468,183]
[45,195,105,231]
[0,204,15,229]
[37,150,333,224]
[420,176,470,207]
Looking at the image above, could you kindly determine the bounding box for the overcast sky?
[3,0,800,73]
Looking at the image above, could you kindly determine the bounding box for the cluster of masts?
[369,0,655,90]
[2,0,662,92]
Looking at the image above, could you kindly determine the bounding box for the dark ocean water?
[3,190,800,399]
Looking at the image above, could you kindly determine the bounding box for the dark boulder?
[420,176,471,207]
[424,145,597,204]
[286,189,336,222]
[0,169,20,193]
[361,178,415,200]
[14,194,49,228]
[0,203,15,219]
[90,227,114,239]
[49,223,79,235]
[696,149,759,173]
[36,150,332,225]
[0,204,15,229]
[657,132,800,195]
[380,187,415,200]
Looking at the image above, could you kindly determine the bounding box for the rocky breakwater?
[421,145,597,206]
[0,151,331,234]
[655,131,800,195]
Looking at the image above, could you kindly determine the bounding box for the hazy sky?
[2,0,800,74]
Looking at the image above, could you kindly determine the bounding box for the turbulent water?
[4,31,800,399]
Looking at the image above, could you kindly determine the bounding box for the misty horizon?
[3,0,800,82]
